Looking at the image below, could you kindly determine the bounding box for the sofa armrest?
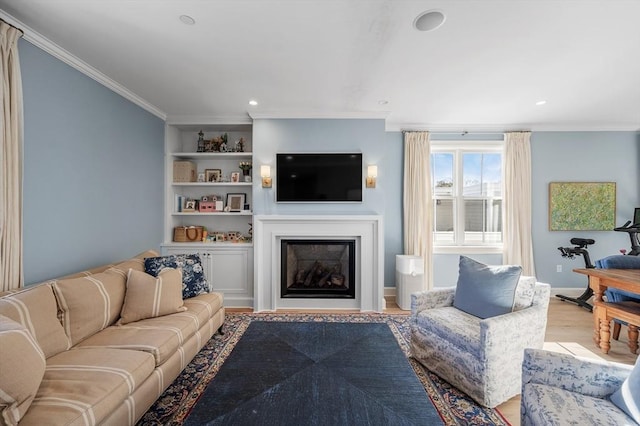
[522,348,632,398]
[410,287,455,315]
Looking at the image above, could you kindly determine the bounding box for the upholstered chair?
[596,255,640,340]
[409,257,551,408]
[521,348,639,425]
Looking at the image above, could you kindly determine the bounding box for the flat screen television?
[276,153,363,202]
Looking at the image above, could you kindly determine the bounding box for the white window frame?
[430,140,504,255]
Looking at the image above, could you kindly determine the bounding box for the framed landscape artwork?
[548,182,616,231]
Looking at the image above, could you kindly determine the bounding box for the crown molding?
[0,11,167,120]
[166,114,252,126]
[386,121,640,133]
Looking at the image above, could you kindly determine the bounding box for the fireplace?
[254,215,384,312]
[281,239,356,299]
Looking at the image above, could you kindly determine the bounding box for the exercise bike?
[556,237,595,312]
[614,220,640,256]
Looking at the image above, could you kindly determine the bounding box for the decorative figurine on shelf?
[211,136,222,152]
[246,222,253,242]
[235,137,246,152]
[197,130,205,152]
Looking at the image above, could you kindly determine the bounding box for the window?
[431,141,503,250]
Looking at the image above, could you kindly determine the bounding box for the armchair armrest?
[522,348,632,398]
[479,303,549,360]
[411,287,455,314]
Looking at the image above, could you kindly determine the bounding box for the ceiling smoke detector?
[413,10,446,32]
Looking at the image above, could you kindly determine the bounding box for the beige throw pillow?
[52,269,127,346]
[0,284,71,358]
[0,315,46,426]
[119,268,186,325]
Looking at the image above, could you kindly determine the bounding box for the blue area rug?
[137,313,511,426]
[185,321,441,425]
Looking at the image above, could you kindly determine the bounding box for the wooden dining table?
[573,268,640,353]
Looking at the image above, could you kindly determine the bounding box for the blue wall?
[531,131,640,288]
[20,40,165,284]
[252,119,403,286]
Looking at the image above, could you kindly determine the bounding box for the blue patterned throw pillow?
[144,254,209,299]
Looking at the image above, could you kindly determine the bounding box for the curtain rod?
[401,130,529,135]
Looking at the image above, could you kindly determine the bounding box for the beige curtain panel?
[403,131,433,290]
[503,131,536,276]
[0,21,23,291]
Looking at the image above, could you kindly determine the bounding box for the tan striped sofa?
[0,250,225,426]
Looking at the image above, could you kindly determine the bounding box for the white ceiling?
[1,0,639,131]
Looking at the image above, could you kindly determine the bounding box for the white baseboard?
[386,286,590,300]
[384,287,396,299]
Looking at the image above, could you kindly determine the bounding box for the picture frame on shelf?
[226,193,246,212]
[230,172,240,183]
[197,172,205,182]
[183,199,197,212]
[205,168,222,182]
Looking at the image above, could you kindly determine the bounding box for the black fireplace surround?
[280,239,356,299]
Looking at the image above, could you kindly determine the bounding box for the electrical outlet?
[556,265,562,273]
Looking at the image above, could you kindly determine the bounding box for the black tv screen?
[276,153,363,202]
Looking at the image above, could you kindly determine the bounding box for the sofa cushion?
[144,254,209,298]
[75,322,184,366]
[52,270,127,346]
[414,306,482,357]
[523,382,636,426]
[453,256,522,319]
[107,258,147,276]
[183,292,224,327]
[119,269,186,325]
[0,284,71,358]
[610,355,640,422]
[19,348,155,426]
[0,315,46,426]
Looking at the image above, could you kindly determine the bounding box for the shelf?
[162,242,254,248]
[173,211,253,216]
[171,152,251,159]
[172,182,252,187]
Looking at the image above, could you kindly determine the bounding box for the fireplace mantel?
[253,215,384,312]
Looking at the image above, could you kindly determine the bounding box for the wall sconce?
[261,165,272,188]
[366,165,378,188]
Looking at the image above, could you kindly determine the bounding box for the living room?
[1,1,639,425]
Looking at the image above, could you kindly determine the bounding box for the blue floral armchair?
[521,348,637,425]
[409,277,550,408]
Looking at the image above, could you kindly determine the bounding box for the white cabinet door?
[162,245,253,308]
[206,247,253,307]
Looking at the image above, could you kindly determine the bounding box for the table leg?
[599,317,611,354]
[628,325,639,354]
[590,278,604,346]
[593,308,601,345]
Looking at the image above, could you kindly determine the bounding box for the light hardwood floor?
[229,296,638,425]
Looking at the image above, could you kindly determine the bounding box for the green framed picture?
[548,182,616,231]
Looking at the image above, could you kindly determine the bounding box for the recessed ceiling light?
[413,10,446,32]
[179,15,196,25]
[378,100,389,105]
[248,99,258,106]
[536,100,547,106]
